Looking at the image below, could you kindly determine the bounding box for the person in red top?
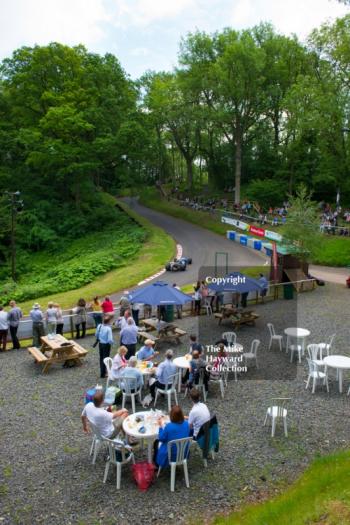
[101,296,114,318]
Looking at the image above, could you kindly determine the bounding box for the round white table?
[122,410,168,462]
[174,355,191,392]
[323,355,350,393]
[284,327,310,355]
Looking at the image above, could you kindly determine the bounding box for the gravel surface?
[0,283,349,525]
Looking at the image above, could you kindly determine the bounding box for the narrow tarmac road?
[123,197,267,289]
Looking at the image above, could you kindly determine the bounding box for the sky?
[0,0,349,78]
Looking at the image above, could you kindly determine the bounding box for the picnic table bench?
[215,310,259,329]
[138,331,160,345]
[27,335,87,373]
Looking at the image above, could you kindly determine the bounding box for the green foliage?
[213,449,350,525]
[282,185,323,260]
[245,179,285,207]
[0,211,146,304]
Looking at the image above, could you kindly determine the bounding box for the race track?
[124,197,267,287]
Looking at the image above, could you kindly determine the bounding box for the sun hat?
[33,303,41,309]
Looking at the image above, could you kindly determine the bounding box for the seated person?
[189,334,204,355]
[188,350,209,391]
[137,339,158,361]
[187,388,210,440]
[111,345,128,379]
[209,343,227,379]
[154,406,190,468]
[120,356,144,392]
[150,349,177,399]
[81,391,128,438]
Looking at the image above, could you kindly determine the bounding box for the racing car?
[165,256,192,271]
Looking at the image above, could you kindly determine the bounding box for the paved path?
[309,264,349,285]
[123,197,267,289]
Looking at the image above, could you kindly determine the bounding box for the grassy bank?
[140,188,350,267]
[17,199,175,312]
[213,449,350,525]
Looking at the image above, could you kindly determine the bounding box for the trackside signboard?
[221,216,283,243]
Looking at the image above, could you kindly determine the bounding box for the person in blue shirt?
[137,339,158,361]
[96,316,114,378]
[150,349,177,399]
[154,406,190,468]
[120,317,139,359]
[258,274,269,303]
[120,356,144,392]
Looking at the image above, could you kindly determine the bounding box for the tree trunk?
[186,156,193,189]
[234,132,242,204]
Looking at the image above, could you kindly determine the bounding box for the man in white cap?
[137,339,158,361]
[29,303,45,347]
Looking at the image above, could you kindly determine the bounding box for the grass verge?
[18,198,175,312]
[140,188,350,267]
[213,449,350,525]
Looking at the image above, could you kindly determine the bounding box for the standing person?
[173,284,182,319]
[7,300,22,349]
[240,292,249,308]
[91,296,103,327]
[258,274,268,303]
[46,302,58,336]
[193,281,202,316]
[96,316,114,378]
[0,305,8,352]
[131,302,141,325]
[30,303,45,348]
[119,293,130,316]
[215,291,224,313]
[54,303,64,335]
[120,317,139,359]
[101,296,114,319]
[200,280,209,306]
[74,298,87,339]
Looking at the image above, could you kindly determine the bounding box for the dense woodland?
[0,14,350,291]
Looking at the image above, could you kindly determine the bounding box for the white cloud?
[130,47,150,56]
[230,0,349,38]
[0,0,111,59]
[113,0,196,27]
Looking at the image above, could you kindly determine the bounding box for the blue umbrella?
[207,272,264,293]
[128,281,192,306]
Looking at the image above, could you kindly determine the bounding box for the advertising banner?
[265,229,283,242]
[221,216,250,231]
[249,225,265,237]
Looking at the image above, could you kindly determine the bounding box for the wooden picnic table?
[28,334,87,373]
[215,308,259,329]
[139,318,187,345]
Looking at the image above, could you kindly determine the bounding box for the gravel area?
[0,283,349,525]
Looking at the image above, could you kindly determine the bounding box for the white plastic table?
[122,410,168,462]
[173,355,191,392]
[284,327,310,355]
[323,355,350,393]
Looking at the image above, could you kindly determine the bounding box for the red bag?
[132,462,156,492]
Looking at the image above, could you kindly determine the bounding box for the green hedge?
[0,215,145,304]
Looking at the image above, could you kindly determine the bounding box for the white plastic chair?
[289,342,303,363]
[263,397,290,437]
[89,421,105,465]
[222,332,237,345]
[210,369,227,399]
[154,373,178,412]
[102,438,135,489]
[307,344,324,368]
[243,339,260,368]
[121,375,142,414]
[103,357,118,389]
[157,436,192,492]
[319,333,335,357]
[202,299,213,316]
[185,367,207,402]
[306,358,329,394]
[267,323,283,351]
